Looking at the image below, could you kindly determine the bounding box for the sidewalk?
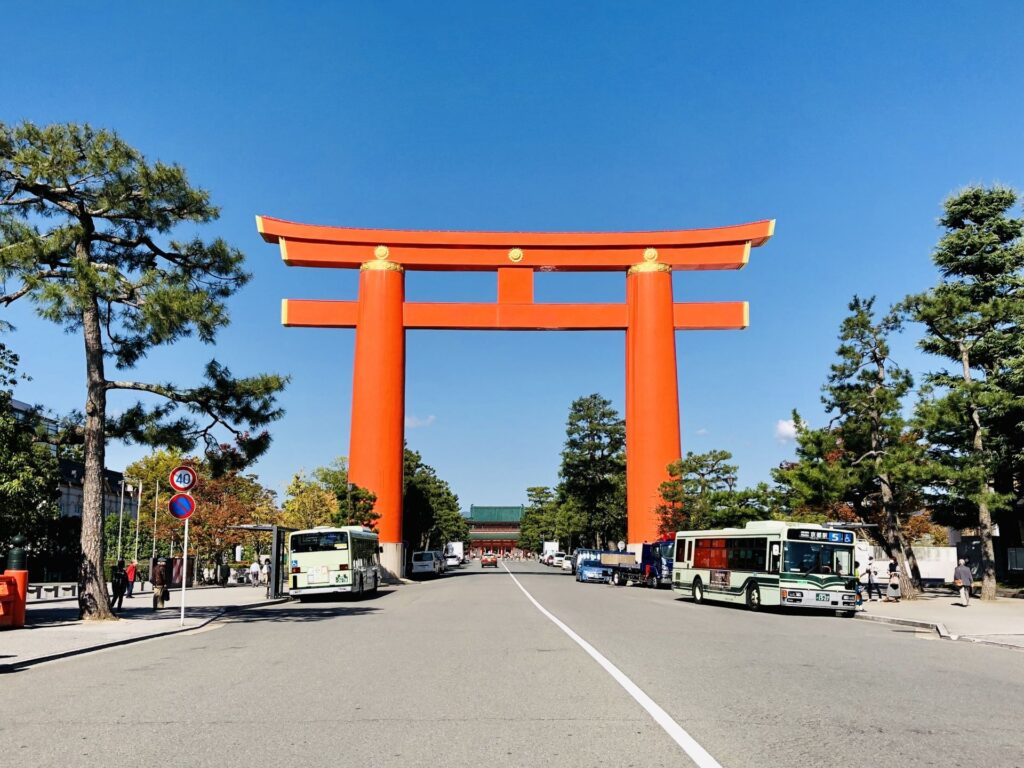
[854,588,1024,650]
[0,585,286,672]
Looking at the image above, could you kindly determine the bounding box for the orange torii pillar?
[626,257,681,546]
[348,258,406,579]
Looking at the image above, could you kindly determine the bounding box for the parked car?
[432,550,447,573]
[561,556,574,573]
[552,552,566,567]
[481,553,498,568]
[411,551,442,577]
[445,553,461,569]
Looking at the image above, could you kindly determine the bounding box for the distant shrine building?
[468,506,523,556]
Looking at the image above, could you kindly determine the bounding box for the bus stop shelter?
[230,524,295,599]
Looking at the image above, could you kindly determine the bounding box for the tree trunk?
[962,345,997,601]
[977,494,998,600]
[78,291,116,620]
[877,473,920,598]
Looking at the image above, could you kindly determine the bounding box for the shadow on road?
[216,604,380,624]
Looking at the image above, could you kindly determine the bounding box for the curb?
[855,613,1024,651]
[956,635,1024,652]
[853,612,953,639]
[0,598,290,673]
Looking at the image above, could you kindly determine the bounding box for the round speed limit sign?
[169,465,198,492]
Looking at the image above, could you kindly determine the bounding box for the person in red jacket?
[125,560,138,598]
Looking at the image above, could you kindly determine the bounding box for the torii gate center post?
[257,215,774,579]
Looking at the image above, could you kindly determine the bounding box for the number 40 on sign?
[169,465,198,492]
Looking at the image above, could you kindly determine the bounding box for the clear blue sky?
[3,2,1023,508]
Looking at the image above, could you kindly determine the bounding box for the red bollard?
[5,570,28,628]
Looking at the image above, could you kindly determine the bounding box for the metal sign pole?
[180,516,189,627]
[152,480,159,561]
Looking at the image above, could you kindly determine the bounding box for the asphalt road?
[4,560,1023,768]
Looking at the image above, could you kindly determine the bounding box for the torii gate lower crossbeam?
[258,216,774,579]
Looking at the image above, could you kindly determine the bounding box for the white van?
[411,551,442,577]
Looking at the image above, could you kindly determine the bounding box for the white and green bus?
[672,521,858,616]
[288,526,381,600]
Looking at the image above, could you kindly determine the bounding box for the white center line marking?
[502,562,724,768]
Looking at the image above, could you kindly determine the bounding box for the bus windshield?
[291,531,349,553]
[784,542,853,575]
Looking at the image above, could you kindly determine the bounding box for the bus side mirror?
[379,546,384,553]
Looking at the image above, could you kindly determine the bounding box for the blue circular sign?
[168,492,196,520]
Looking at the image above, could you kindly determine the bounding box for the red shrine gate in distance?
[257,216,774,577]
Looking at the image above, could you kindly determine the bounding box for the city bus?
[672,521,858,616]
[287,526,381,600]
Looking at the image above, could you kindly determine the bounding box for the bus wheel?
[746,583,761,611]
[646,573,658,589]
[369,574,378,595]
[692,579,704,604]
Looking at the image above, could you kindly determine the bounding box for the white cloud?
[405,414,436,429]
[774,418,797,442]
[695,427,709,436]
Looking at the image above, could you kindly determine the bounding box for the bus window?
[784,542,853,575]
[291,531,348,552]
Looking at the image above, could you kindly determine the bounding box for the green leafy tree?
[904,186,1024,600]
[281,470,336,531]
[401,448,465,551]
[828,297,926,593]
[0,342,60,556]
[773,297,928,596]
[312,457,379,529]
[0,123,288,619]
[558,394,626,548]
[518,486,557,552]
[658,450,766,532]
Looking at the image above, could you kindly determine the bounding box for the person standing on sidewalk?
[249,559,261,587]
[125,560,137,598]
[263,558,273,599]
[153,558,168,610]
[954,559,974,607]
[885,563,902,602]
[110,560,128,612]
[863,556,882,601]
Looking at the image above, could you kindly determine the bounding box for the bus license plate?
[815,593,829,602]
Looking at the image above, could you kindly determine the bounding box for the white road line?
[502,562,724,768]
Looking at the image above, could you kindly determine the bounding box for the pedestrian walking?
[153,558,168,610]
[953,558,974,607]
[125,559,137,598]
[863,556,882,601]
[854,561,865,611]
[249,559,261,587]
[110,559,129,612]
[885,564,902,602]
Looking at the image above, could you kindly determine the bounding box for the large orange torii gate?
[257,216,774,577]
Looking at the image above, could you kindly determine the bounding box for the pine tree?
[0,123,287,618]
[558,394,626,548]
[904,186,1024,600]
